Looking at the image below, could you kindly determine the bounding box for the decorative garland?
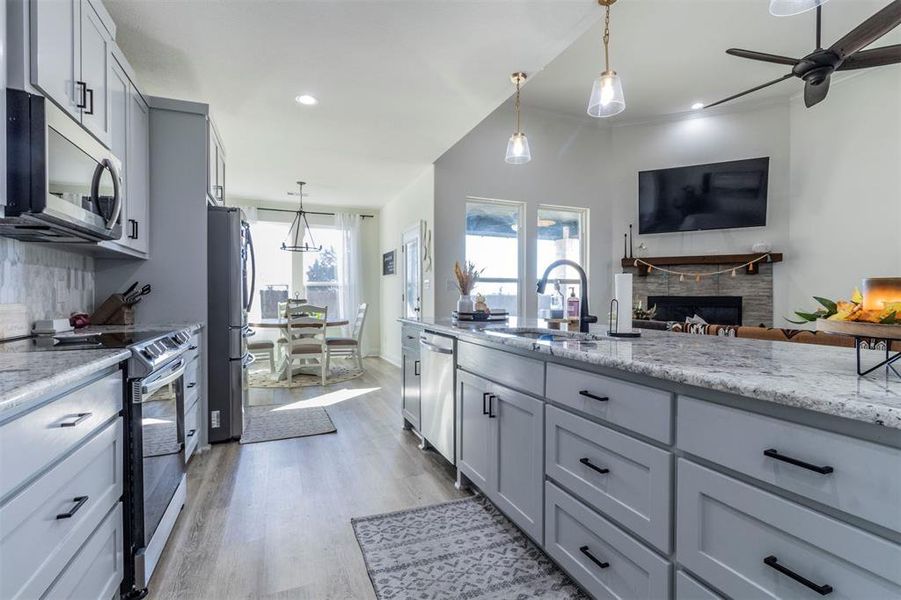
[631,253,773,282]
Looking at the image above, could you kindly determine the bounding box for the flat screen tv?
[638,157,769,234]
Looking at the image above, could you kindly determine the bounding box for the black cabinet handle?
[579,546,609,570]
[56,496,89,519]
[579,457,610,475]
[187,429,196,438]
[189,345,198,350]
[488,395,496,418]
[187,382,196,389]
[59,412,92,428]
[127,219,138,239]
[134,219,139,239]
[482,392,491,415]
[764,555,833,595]
[579,390,609,402]
[764,449,833,475]
[414,360,420,376]
[76,81,87,109]
[84,88,94,115]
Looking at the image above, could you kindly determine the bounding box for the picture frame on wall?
[383,250,396,276]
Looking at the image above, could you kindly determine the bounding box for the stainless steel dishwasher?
[419,331,455,464]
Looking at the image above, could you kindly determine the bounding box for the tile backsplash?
[0,238,95,325]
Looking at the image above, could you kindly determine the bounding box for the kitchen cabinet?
[78,0,111,146]
[208,122,226,204]
[457,371,492,490]
[125,86,150,255]
[401,324,422,431]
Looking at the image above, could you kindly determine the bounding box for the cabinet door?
[492,385,544,543]
[216,145,226,202]
[30,0,82,118]
[79,0,111,146]
[108,58,128,235]
[457,371,493,491]
[126,87,150,254]
[401,353,421,430]
[208,125,218,202]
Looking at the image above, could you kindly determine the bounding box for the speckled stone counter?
[0,349,130,421]
[71,322,205,335]
[402,317,901,430]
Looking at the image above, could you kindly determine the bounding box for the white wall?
[787,69,901,320]
[433,101,614,321]
[379,165,435,366]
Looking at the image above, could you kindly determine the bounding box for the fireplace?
[648,296,743,326]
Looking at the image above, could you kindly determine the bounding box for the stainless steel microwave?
[3,89,123,243]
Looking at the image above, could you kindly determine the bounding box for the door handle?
[84,87,94,115]
[76,81,87,109]
[59,412,92,428]
[763,449,833,475]
[579,390,609,402]
[414,360,420,376]
[56,496,89,519]
[187,429,197,438]
[763,555,833,595]
[128,219,138,239]
[488,395,496,418]
[579,457,610,475]
[187,382,196,389]
[579,546,609,570]
[482,392,490,415]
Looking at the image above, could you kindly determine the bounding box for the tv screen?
[638,157,769,234]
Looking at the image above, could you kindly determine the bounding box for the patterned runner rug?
[240,404,336,444]
[351,495,586,599]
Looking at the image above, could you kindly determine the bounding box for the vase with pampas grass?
[453,261,483,313]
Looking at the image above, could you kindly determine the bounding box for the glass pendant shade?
[769,0,830,16]
[587,71,625,118]
[505,132,531,164]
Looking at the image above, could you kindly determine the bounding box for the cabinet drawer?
[457,341,544,396]
[677,459,901,599]
[43,502,124,600]
[546,405,672,551]
[677,395,901,533]
[401,325,422,354]
[185,399,200,462]
[0,371,122,500]
[546,364,671,443]
[676,571,722,600]
[0,419,123,600]
[545,482,671,600]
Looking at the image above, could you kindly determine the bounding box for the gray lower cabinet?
[545,481,672,600]
[677,459,901,599]
[458,371,492,490]
[402,351,421,430]
[675,571,722,600]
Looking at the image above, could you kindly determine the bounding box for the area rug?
[248,363,362,389]
[240,404,337,444]
[351,495,587,600]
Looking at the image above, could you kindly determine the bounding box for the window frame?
[536,204,589,289]
[464,196,526,317]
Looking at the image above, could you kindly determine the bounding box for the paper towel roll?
[614,273,633,334]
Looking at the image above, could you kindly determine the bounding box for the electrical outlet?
[211,410,220,428]
[424,278,431,290]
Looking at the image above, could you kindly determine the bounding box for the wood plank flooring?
[148,358,466,600]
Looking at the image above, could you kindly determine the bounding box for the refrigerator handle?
[245,223,256,314]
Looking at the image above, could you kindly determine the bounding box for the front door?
[402,223,422,320]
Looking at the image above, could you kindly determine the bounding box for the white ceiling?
[104,0,603,208]
[522,0,901,122]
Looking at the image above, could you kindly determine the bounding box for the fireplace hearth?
[648,296,743,326]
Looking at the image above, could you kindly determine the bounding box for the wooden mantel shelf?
[621,252,782,276]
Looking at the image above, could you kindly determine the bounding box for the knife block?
[91,294,135,325]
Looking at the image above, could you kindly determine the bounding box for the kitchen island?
[400,317,901,599]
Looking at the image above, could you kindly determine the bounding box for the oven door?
[136,358,186,551]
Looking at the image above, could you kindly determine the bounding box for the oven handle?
[139,359,187,398]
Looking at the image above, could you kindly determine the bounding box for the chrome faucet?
[537,259,597,333]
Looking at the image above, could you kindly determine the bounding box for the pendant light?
[281,181,322,253]
[505,72,531,164]
[769,0,831,17]
[587,0,626,118]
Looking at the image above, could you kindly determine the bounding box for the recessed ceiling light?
[691,102,705,110]
[295,95,318,106]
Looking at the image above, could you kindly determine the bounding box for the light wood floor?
[148,357,466,600]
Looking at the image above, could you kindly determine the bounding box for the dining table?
[247,317,350,381]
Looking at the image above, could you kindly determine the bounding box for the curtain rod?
[256,207,375,218]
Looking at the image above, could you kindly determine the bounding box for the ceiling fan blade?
[804,76,831,107]
[705,73,795,109]
[830,0,901,60]
[838,44,901,69]
[726,48,799,66]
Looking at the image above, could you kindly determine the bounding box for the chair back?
[277,297,308,317]
[284,303,327,353]
[351,303,368,342]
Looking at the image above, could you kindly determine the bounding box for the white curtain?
[336,212,363,320]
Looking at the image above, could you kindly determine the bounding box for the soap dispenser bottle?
[566,287,580,319]
[550,281,565,319]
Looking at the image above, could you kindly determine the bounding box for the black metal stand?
[855,336,901,378]
[608,298,641,338]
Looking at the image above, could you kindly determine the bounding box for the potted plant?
[453,261,483,313]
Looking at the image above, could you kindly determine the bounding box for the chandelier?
[281,181,322,253]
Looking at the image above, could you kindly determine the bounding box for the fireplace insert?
[648,296,743,326]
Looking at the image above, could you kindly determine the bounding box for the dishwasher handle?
[420,337,454,354]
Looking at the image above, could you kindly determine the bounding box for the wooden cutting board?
[0,304,30,340]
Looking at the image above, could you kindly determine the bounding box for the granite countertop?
[74,322,205,335]
[402,317,901,430]
[0,348,130,421]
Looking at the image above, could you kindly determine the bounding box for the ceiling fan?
[707,0,901,109]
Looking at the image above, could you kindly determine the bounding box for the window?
[465,199,524,316]
[536,206,587,317]
[302,226,343,316]
[248,220,293,321]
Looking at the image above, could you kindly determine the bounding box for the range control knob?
[141,347,155,359]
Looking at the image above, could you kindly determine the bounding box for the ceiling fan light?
[505,132,531,164]
[588,71,625,118]
[768,0,831,17]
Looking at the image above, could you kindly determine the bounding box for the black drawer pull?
[579,546,609,570]
[59,412,92,428]
[56,496,89,519]
[189,345,198,350]
[187,382,197,389]
[764,449,833,475]
[488,395,497,419]
[76,81,87,109]
[84,88,94,115]
[764,555,833,595]
[414,360,420,376]
[187,429,197,438]
[482,392,490,415]
[579,457,610,475]
[579,390,609,402]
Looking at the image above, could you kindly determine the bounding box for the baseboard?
[380,353,401,368]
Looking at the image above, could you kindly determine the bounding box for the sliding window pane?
[465,201,519,279]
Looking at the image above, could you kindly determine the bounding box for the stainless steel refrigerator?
[207,206,255,443]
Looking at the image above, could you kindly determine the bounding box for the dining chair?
[282,303,329,385]
[326,303,368,373]
[247,338,276,373]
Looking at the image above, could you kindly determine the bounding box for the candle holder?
[608,298,641,338]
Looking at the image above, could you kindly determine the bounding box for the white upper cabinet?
[125,87,150,255]
[207,123,226,205]
[78,0,112,146]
